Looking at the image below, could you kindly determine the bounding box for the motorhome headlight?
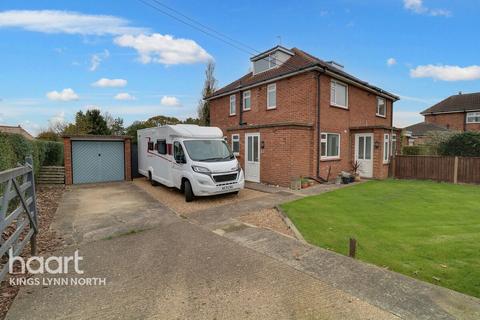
[192,165,211,174]
[236,162,242,172]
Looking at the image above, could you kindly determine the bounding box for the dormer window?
[251,46,294,75]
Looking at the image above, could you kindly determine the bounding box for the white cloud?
[92,78,127,88]
[48,111,67,127]
[114,92,136,100]
[20,120,41,136]
[46,88,79,101]
[393,111,424,128]
[114,33,213,65]
[0,10,146,35]
[161,96,181,107]
[410,64,480,81]
[89,49,110,71]
[387,58,397,66]
[403,0,451,17]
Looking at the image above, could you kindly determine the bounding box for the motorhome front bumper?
[192,170,245,196]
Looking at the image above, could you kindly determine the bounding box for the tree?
[37,130,60,141]
[439,132,480,157]
[183,117,200,125]
[85,109,111,135]
[197,61,217,126]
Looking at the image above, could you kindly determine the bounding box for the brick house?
[208,46,400,186]
[403,122,451,145]
[421,92,480,132]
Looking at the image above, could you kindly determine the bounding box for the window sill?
[376,114,386,118]
[242,108,251,112]
[266,106,277,110]
[229,114,236,117]
[320,157,341,162]
[330,104,348,110]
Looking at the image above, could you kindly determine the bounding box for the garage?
[63,135,132,185]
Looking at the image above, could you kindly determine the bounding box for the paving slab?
[221,223,480,320]
[7,207,397,320]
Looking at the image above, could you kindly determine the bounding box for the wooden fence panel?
[457,157,480,184]
[394,155,459,183]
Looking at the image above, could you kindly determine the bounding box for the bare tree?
[197,61,217,126]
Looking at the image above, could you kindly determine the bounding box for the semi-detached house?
[208,46,401,186]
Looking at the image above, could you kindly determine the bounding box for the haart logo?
[9,249,84,275]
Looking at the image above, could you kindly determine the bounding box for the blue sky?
[0,0,479,135]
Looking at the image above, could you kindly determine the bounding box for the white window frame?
[330,80,348,109]
[267,83,276,109]
[229,94,236,116]
[376,97,386,118]
[320,133,341,160]
[392,133,397,156]
[243,91,251,111]
[466,112,480,124]
[231,134,240,155]
[383,134,390,164]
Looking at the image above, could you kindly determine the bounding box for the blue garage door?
[72,141,125,184]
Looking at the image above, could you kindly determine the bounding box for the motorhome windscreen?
[183,140,234,162]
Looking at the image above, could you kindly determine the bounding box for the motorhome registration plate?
[220,185,234,191]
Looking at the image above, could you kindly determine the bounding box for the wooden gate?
[0,156,38,281]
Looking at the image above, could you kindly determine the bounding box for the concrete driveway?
[51,182,175,245]
[7,182,397,320]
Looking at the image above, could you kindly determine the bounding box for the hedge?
[439,132,480,157]
[0,133,64,179]
[401,145,436,156]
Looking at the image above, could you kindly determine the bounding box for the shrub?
[439,132,480,157]
[0,133,64,179]
[402,145,434,155]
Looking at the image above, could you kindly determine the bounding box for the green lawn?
[281,179,480,298]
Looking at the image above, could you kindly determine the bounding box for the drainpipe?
[239,90,245,126]
[315,70,327,182]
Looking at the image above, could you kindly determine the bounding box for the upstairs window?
[267,83,276,109]
[231,134,240,155]
[377,97,386,117]
[243,91,251,111]
[330,80,348,109]
[229,95,236,116]
[466,112,480,123]
[383,134,390,163]
[320,133,340,159]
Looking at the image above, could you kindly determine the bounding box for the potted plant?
[351,160,361,182]
[300,177,310,189]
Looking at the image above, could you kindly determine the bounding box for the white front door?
[355,133,374,178]
[245,133,260,182]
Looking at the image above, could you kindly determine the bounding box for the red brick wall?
[64,137,73,185]
[425,113,464,131]
[124,138,132,181]
[211,71,395,186]
[425,113,480,132]
[227,127,314,186]
[317,75,393,180]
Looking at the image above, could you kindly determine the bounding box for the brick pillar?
[124,138,132,181]
[63,137,73,185]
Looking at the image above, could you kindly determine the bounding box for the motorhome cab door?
[171,141,186,187]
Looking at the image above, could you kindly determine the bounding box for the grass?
[281,179,480,298]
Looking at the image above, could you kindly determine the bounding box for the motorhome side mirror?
[176,156,186,164]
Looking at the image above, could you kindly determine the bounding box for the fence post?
[25,156,38,255]
[453,156,459,184]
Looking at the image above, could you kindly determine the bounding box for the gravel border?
[0,185,65,319]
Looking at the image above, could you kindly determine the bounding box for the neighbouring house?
[0,125,34,140]
[421,92,480,132]
[208,46,400,186]
[403,122,450,145]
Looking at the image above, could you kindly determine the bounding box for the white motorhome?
[137,125,245,202]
